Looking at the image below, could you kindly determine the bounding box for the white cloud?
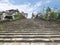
[0,0,9,3]
[46,0,51,3]
[0,0,42,18]
[34,1,42,7]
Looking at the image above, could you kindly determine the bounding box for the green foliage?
[35,7,60,21]
[45,11,57,20]
[49,12,55,19]
[58,12,60,19]
[44,7,58,20]
[45,14,48,18]
[14,14,20,20]
[46,7,51,13]
[14,13,25,20]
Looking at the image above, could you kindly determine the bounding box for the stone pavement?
[0,19,60,45]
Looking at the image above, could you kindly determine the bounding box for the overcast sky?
[0,0,60,18]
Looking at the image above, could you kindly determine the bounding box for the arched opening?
[5,16,13,19]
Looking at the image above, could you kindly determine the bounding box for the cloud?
[0,0,43,18]
[34,1,42,8]
[0,0,9,3]
[46,0,51,3]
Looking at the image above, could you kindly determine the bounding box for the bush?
[14,14,20,20]
[14,14,25,20]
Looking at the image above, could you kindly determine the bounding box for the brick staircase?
[0,19,60,42]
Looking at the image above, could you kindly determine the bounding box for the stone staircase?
[0,19,60,42]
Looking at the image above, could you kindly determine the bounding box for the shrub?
[14,14,25,20]
[14,14,20,20]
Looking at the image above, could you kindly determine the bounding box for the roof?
[1,9,19,16]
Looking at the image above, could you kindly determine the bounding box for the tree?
[32,13,35,19]
[46,7,51,13]
[49,11,56,20]
[44,7,52,20]
[58,12,60,19]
